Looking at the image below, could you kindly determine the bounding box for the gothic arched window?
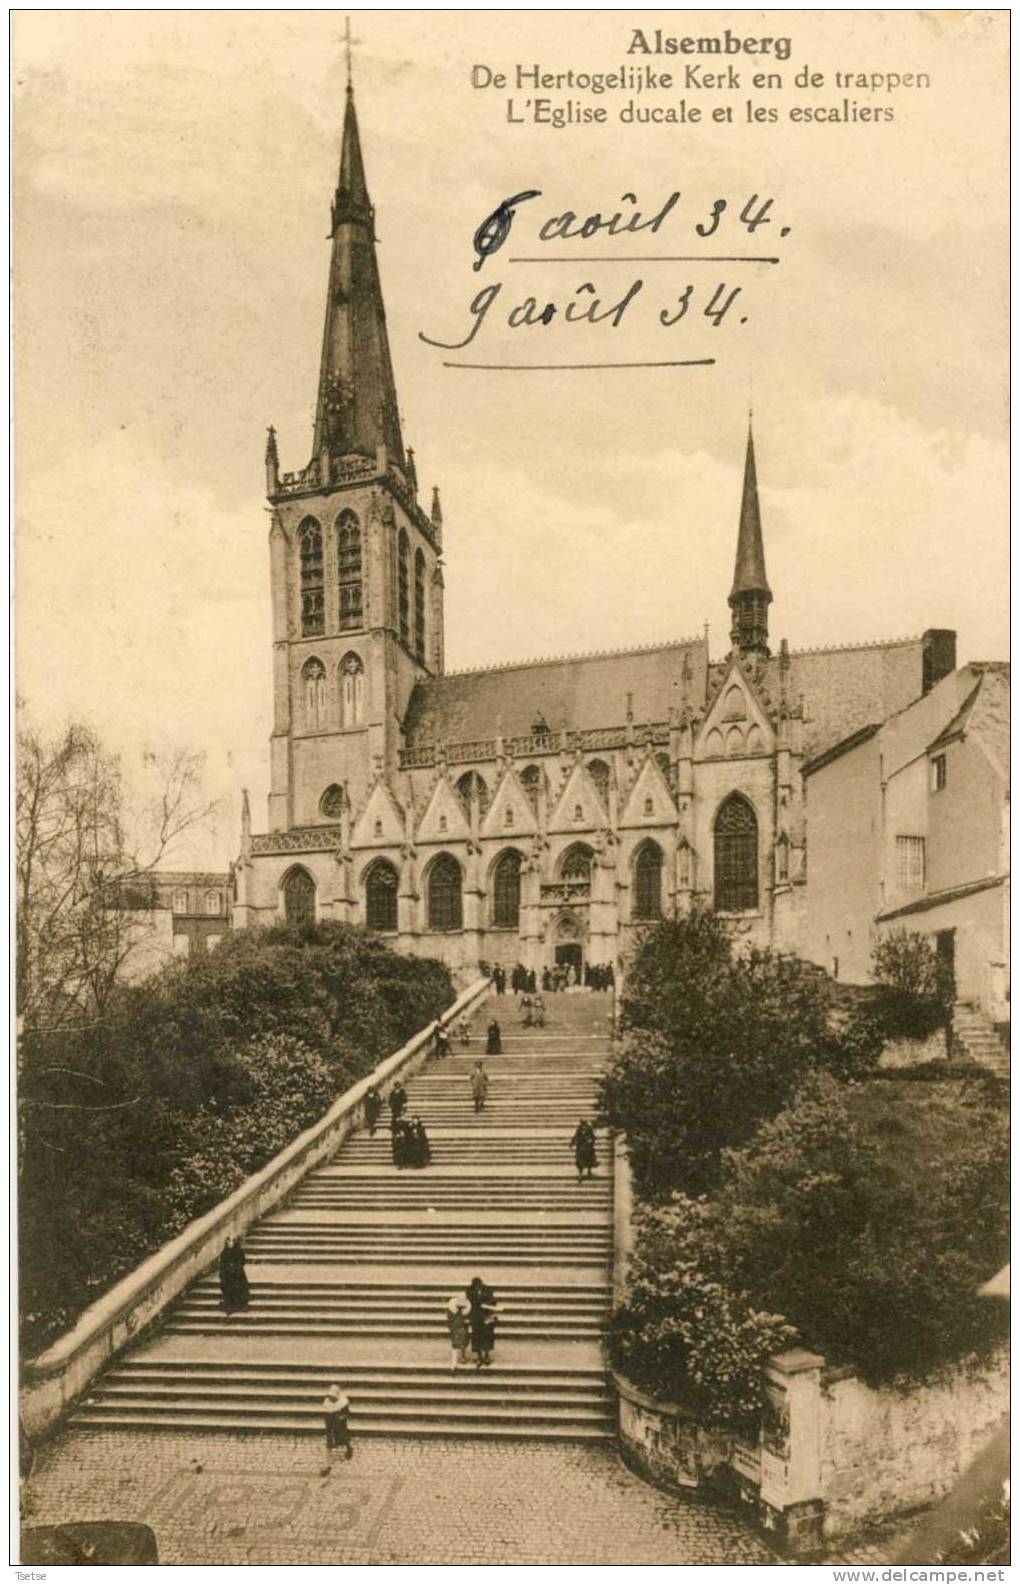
[320,783,345,819]
[336,510,363,632]
[302,657,327,730]
[339,652,365,727]
[588,759,610,807]
[282,865,316,927]
[456,770,489,819]
[714,793,759,912]
[398,530,410,647]
[521,765,542,812]
[656,751,672,784]
[492,850,522,928]
[560,843,594,886]
[365,859,399,932]
[414,548,426,663]
[427,854,463,931]
[633,841,664,920]
[299,517,324,636]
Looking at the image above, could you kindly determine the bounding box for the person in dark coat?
[321,1384,353,1474]
[485,1021,502,1055]
[466,1277,501,1368]
[389,1081,408,1122]
[407,1115,432,1168]
[391,1117,412,1167]
[218,1236,250,1313]
[571,1120,598,1182]
[471,1060,490,1113]
[526,968,537,994]
[364,1086,382,1137]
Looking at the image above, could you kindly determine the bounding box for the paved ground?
[23,1429,778,1565]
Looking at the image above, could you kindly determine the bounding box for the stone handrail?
[21,977,491,1440]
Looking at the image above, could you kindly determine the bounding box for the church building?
[232,81,957,982]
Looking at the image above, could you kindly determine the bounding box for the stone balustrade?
[20,978,491,1442]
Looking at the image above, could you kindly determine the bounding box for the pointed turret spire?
[728,418,772,657]
[312,80,405,469]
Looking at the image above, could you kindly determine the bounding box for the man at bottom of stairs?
[321,1384,353,1475]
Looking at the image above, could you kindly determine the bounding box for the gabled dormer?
[619,751,678,829]
[548,758,611,835]
[697,660,775,761]
[482,764,539,840]
[351,775,406,847]
[415,772,472,844]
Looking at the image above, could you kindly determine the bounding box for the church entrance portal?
[555,943,583,982]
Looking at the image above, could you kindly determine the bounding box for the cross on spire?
[343,15,354,90]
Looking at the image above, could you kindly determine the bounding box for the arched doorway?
[551,909,586,985]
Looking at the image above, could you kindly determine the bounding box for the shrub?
[599,909,881,1196]
[871,929,951,1040]
[607,1195,795,1426]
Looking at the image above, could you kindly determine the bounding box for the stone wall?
[819,1349,1009,1540]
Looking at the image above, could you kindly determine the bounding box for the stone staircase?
[72,992,616,1441]
[953,1002,1010,1078]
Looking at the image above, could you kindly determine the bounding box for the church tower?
[264,80,444,834]
[728,420,772,658]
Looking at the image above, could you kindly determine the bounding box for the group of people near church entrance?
[445,1277,502,1370]
[519,993,546,1026]
[486,961,616,995]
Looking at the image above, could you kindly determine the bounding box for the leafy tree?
[870,929,951,1039]
[599,909,881,1195]
[610,1073,1009,1418]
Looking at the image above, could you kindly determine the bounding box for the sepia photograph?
[13,7,1009,1569]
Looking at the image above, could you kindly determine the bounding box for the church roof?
[311,86,405,467]
[403,639,709,748]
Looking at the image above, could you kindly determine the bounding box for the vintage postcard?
[14,9,1009,1571]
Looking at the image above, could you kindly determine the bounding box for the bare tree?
[16,716,220,1035]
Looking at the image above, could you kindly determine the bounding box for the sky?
[14,10,1008,867]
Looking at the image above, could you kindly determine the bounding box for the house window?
[336,510,363,632]
[204,890,221,916]
[633,842,663,920]
[171,889,189,914]
[283,866,316,927]
[398,530,410,646]
[172,934,190,956]
[206,933,223,952]
[931,754,947,793]
[302,657,327,730]
[414,549,426,663]
[896,835,926,890]
[365,859,399,931]
[299,517,324,636]
[492,850,522,929]
[428,854,463,931]
[714,793,759,912]
[339,652,364,727]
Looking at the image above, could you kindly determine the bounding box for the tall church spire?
[312,81,405,469]
[728,418,772,657]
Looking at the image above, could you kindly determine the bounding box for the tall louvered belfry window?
[398,530,410,646]
[337,511,363,631]
[414,549,426,663]
[714,793,759,912]
[299,518,324,636]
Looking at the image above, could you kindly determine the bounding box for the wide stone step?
[69,1408,614,1441]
